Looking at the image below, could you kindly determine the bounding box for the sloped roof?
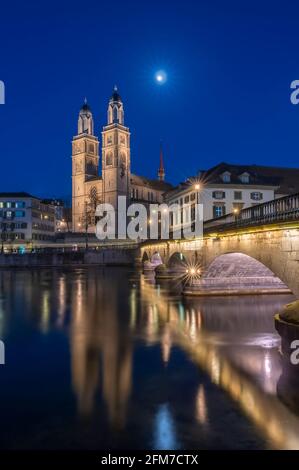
[201,162,280,187]
[130,173,173,191]
[0,192,39,199]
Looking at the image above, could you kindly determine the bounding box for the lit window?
[213,205,225,218]
[15,211,25,217]
[251,192,263,201]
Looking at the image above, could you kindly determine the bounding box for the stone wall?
[0,249,137,267]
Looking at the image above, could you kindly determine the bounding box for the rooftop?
[0,192,39,199]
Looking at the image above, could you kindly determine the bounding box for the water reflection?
[0,268,299,449]
[153,404,178,450]
[70,271,133,429]
[140,279,299,449]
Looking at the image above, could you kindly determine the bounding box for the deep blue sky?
[1,0,299,199]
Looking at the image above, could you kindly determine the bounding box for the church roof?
[130,174,173,191]
[80,98,91,113]
[110,85,122,103]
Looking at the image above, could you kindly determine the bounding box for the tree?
[80,187,101,250]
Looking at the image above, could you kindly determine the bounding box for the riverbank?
[0,249,137,267]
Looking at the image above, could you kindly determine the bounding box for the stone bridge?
[139,193,299,296]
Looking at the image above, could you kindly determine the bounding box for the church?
[72,87,172,232]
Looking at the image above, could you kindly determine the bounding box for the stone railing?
[204,193,299,232]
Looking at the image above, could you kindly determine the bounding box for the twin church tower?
[72,87,171,232]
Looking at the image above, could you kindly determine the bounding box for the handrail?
[204,192,299,231]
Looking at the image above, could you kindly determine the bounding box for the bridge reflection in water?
[139,274,299,450]
[3,268,298,449]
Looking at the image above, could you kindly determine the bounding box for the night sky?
[1,0,299,200]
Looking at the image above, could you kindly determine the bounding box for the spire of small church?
[158,142,165,181]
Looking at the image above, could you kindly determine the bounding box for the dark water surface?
[0,267,298,450]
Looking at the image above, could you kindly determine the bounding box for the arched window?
[106,152,113,166]
[113,106,118,123]
[120,153,126,166]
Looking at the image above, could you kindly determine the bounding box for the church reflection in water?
[70,270,133,429]
[4,267,299,448]
[64,267,299,449]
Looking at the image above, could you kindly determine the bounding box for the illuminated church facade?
[72,87,172,232]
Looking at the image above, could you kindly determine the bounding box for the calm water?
[0,267,298,450]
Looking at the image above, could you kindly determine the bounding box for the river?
[0,267,297,450]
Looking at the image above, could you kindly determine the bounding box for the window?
[184,195,190,203]
[191,204,196,221]
[190,193,196,201]
[234,191,242,200]
[239,173,250,184]
[15,201,25,208]
[213,205,226,218]
[106,152,113,166]
[251,192,263,201]
[212,191,225,199]
[5,211,12,218]
[88,143,95,154]
[221,172,231,183]
[232,203,244,212]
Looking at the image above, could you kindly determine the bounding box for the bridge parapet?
[204,192,299,232]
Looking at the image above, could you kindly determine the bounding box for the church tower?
[72,100,99,232]
[102,86,131,213]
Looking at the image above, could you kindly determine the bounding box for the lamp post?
[233,207,240,225]
[194,183,201,234]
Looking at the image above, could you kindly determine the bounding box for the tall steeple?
[78,98,94,135]
[102,86,131,213]
[107,85,124,125]
[158,142,165,181]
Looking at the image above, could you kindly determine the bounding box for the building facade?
[0,193,55,251]
[164,163,285,231]
[72,88,172,233]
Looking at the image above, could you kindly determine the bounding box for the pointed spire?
[84,97,87,104]
[114,85,118,92]
[158,141,165,181]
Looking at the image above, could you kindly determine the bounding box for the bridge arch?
[167,251,191,274]
[142,251,149,263]
[140,223,299,296]
[202,252,290,293]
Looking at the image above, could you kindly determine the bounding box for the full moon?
[155,70,167,84]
